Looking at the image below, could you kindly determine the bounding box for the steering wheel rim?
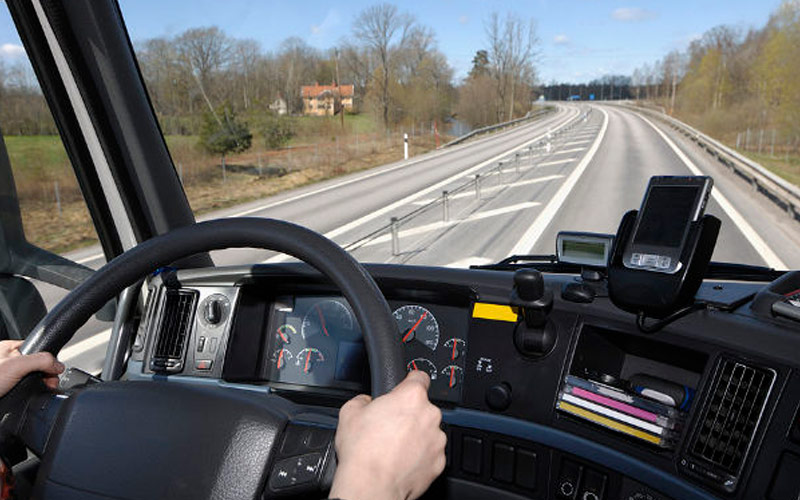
[21,217,406,396]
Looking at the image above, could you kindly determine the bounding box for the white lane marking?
[509,107,610,255]
[564,140,591,146]
[411,175,565,205]
[537,158,577,167]
[549,147,586,155]
[60,328,111,363]
[445,257,493,268]
[637,114,787,269]
[264,107,581,263]
[358,201,541,248]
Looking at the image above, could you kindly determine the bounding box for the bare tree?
[352,3,414,127]
[485,12,539,121]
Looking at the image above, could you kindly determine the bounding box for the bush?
[198,104,252,159]
[262,114,296,150]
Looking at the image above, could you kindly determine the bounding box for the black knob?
[486,383,512,411]
[514,269,544,301]
[205,299,222,324]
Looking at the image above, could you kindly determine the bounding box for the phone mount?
[608,210,720,319]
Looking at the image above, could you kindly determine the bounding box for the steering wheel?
[0,218,406,500]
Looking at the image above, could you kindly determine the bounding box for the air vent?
[150,289,198,373]
[682,358,775,492]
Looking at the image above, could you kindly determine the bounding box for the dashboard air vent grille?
[687,358,774,481]
[151,289,197,371]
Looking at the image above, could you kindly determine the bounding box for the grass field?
[6,119,448,254]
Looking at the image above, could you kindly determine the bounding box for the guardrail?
[623,103,800,220]
[343,107,589,256]
[441,106,555,148]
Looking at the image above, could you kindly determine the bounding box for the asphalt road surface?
[43,103,800,372]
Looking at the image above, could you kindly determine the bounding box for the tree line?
[0,3,541,144]
[630,0,800,142]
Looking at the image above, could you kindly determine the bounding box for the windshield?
[11,0,800,271]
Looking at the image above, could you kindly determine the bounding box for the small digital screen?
[563,240,605,262]
[634,186,699,248]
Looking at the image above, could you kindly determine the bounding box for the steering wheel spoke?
[0,374,63,463]
[264,419,338,498]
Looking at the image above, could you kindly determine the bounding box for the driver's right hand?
[328,370,447,500]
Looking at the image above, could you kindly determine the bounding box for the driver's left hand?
[0,340,64,397]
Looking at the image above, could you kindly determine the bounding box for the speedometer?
[394,305,440,350]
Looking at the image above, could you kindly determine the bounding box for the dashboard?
[128,263,800,500]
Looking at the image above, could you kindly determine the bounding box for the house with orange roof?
[300,82,355,116]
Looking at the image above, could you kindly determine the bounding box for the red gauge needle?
[402,311,428,343]
[277,350,285,369]
[316,306,330,337]
[451,341,457,360]
[304,350,312,373]
[449,366,456,388]
[411,360,418,371]
[278,330,288,343]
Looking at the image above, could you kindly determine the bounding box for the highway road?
[45,103,800,373]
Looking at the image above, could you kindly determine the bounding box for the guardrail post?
[514,152,520,173]
[475,174,482,199]
[529,145,534,167]
[442,191,450,222]
[390,217,400,256]
[404,133,409,160]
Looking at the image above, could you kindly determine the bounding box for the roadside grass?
[739,151,800,187]
[7,128,446,254]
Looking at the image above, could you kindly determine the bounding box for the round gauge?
[394,305,440,350]
[443,338,466,360]
[406,358,437,380]
[271,348,293,370]
[302,300,354,339]
[275,324,297,345]
[441,365,464,388]
[295,347,325,374]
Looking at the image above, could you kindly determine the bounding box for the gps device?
[622,176,712,274]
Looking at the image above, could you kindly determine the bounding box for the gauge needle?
[449,366,455,388]
[304,350,311,373]
[402,311,428,343]
[278,331,288,343]
[277,350,284,369]
[451,341,457,360]
[316,306,330,336]
[411,360,418,371]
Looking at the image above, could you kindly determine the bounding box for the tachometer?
[407,358,437,380]
[301,299,354,339]
[394,305,440,350]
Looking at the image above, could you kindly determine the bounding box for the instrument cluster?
[264,295,469,402]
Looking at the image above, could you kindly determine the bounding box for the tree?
[485,12,539,121]
[198,104,252,164]
[352,3,414,127]
[261,114,296,150]
[469,50,490,78]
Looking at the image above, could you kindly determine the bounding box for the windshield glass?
[67,1,800,269]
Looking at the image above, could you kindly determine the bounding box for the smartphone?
[622,176,713,274]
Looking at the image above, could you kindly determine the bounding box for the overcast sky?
[1,0,781,83]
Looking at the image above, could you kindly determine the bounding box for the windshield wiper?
[474,255,784,282]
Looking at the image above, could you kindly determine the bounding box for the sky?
[0,0,782,84]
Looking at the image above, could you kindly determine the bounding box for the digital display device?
[557,232,614,267]
[623,176,712,274]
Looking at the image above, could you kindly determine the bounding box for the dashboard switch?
[557,460,583,499]
[515,448,537,490]
[195,359,213,371]
[461,436,483,475]
[492,443,515,483]
[579,468,607,500]
[486,383,512,411]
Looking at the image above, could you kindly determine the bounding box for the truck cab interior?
[1,2,800,500]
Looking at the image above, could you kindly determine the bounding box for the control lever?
[58,367,102,392]
[511,269,556,358]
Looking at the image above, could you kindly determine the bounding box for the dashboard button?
[580,468,607,500]
[461,436,483,475]
[196,336,206,352]
[269,457,296,490]
[515,448,537,490]
[557,460,583,499]
[195,359,213,371]
[294,453,322,483]
[492,443,514,483]
[486,383,512,411]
